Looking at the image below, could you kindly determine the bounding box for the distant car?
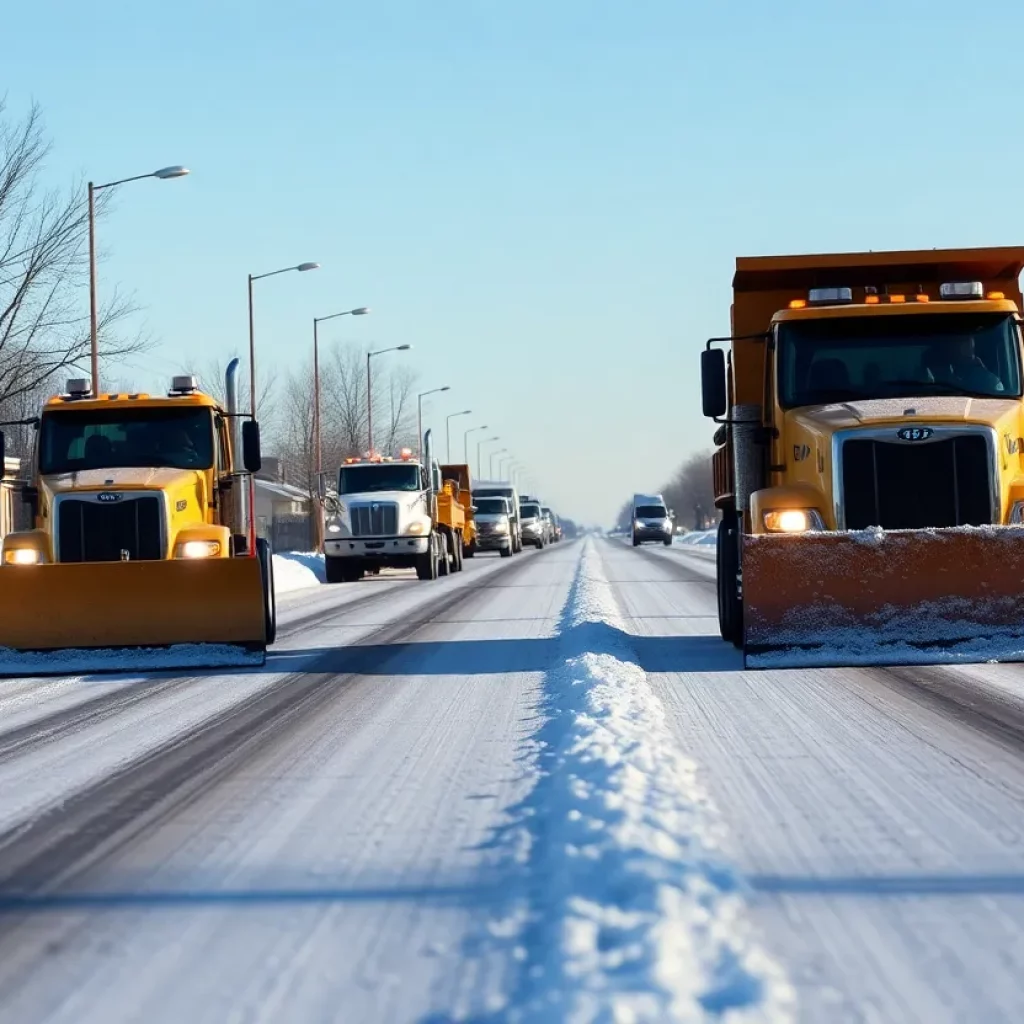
[632,495,673,547]
[519,501,547,548]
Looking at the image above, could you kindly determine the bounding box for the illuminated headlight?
[175,539,221,559]
[4,548,43,565]
[406,521,429,536]
[327,523,342,534]
[762,509,825,533]
[493,522,509,534]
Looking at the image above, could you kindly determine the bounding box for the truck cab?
[473,481,522,553]
[472,495,514,556]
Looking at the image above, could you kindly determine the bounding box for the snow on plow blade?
[0,558,266,676]
[743,527,1024,669]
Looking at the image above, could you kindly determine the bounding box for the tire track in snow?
[481,538,794,1022]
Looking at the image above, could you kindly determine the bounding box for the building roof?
[254,478,310,502]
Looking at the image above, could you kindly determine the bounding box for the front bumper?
[325,536,430,558]
[476,533,511,550]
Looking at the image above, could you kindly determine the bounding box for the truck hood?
[792,396,1021,432]
[42,466,204,494]
[342,490,426,508]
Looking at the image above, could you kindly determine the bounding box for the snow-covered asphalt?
[1,538,1023,1021]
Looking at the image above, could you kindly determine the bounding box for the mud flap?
[0,557,266,675]
[743,527,1024,669]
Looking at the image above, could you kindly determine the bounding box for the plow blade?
[743,527,1024,669]
[0,558,266,676]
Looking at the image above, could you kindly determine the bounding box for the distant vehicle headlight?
[493,522,509,534]
[327,523,342,534]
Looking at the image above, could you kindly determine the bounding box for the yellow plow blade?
[0,558,266,675]
[743,527,1024,669]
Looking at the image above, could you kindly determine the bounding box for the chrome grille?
[57,495,163,562]
[350,502,398,537]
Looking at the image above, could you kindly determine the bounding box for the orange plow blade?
[0,558,266,676]
[743,527,1024,669]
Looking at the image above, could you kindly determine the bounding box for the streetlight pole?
[464,424,488,465]
[445,410,472,463]
[477,436,500,479]
[245,260,320,555]
[312,307,370,547]
[314,307,370,476]
[491,448,508,478]
[417,386,451,460]
[88,165,189,393]
[367,345,412,455]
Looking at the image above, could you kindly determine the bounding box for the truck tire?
[342,563,364,583]
[632,536,640,547]
[438,532,451,577]
[465,539,476,559]
[416,535,438,580]
[499,543,512,558]
[325,554,345,584]
[717,512,743,648]
[256,537,277,645]
[664,536,672,546]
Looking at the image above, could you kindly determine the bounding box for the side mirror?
[242,420,262,474]
[701,348,727,419]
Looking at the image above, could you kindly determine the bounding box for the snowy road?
[0,539,1023,1021]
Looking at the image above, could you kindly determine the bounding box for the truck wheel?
[717,512,743,648]
[499,543,512,558]
[664,536,672,546]
[325,555,346,584]
[342,564,364,583]
[416,536,438,580]
[256,537,277,645]
[632,536,640,547]
[465,540,476,559]
[438,533,451,577]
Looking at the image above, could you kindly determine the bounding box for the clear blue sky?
[7,0,1024,523]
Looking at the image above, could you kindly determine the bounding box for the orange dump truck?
[702,246,1024,668]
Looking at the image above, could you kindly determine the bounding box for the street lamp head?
[351,307,371,315]
[154,165,190,179]
[458,409,472,415]
[397,344,412,351]
[440,386,451,392]
[297,262,320,272]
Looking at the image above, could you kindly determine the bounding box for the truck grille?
[842,434,992,530]
[57,496,163,562]
[350,502,398,537]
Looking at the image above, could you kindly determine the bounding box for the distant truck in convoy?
[473,481,522,552]
[631,493,673,546]
[472,495,515,556]
[519,499,547,548]
[0,456,20,542]
[323,430,465,582]
[440,463,478,557]
[702,245,1024,668]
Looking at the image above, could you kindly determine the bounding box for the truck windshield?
[474,498,507,515]
[521,503,541,518]
[778,313,1022,408]
[39,407,214,474]
[339,464,421,494]
[635,505,666,518]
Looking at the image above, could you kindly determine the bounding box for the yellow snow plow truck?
[702,245,1024,668]
[0,360,275,673]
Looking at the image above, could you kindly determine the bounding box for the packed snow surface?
[271,551,325,593]
[494,540,794,1021]
[0,642,263,676]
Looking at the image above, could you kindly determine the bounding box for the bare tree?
[325,343,369,457]
[0,101,143,407]
[662,450,717,530]
[377,363,417,454]
[185,355,279,442]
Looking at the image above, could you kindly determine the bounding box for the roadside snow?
[496,539,793,1022]
[272,551,325,593]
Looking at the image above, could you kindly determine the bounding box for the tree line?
[614,450,718,533]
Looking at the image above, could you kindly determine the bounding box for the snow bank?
[498,540,793,1022]
[272,551,325,594]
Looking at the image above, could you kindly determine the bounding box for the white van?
[631,493,672,547]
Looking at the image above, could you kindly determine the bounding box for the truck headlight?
[175,539,222,558]
[762,509,825,533]
[494,522,509,534]
[407,521,428,536]
[327,523,342,534]
[4,548,43,565]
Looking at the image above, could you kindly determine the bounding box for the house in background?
[254,458,316,552]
